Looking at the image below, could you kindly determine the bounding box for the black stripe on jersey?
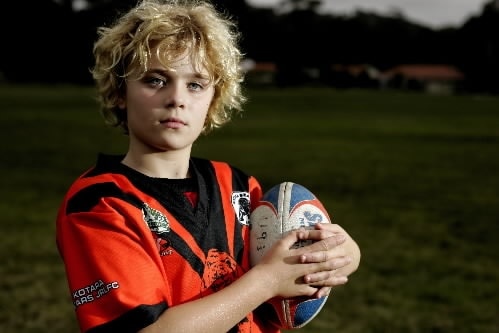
[87,302,167,333]
[229,165,251,264]
[190,158,230,253]
[129,158,230,278]
[66,182,143,215]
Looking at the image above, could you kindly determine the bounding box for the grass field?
[0,84,498,333]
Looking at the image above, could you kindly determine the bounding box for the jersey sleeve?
[56,187,170,332]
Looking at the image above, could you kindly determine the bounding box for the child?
[55,0,361,332]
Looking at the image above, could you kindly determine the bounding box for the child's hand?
[298,223,361,298]
[254,226,354,299]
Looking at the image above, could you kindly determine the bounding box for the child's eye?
[187,82,203,91]
[144,76,167,88]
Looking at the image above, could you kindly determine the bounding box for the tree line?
[1,0,498,94]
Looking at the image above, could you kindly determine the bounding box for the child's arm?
[139,229,349,333]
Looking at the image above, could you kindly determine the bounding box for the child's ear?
[118,97,126,109]
[116,94,126,110]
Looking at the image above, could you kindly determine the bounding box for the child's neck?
[122,150,191,179]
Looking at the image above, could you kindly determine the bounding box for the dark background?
[1,0,498,94]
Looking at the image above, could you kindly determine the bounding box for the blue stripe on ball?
[293,296,328,327]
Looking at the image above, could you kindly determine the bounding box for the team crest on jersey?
[231,191,250,225]
[142,203,170,234]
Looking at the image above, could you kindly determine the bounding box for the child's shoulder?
[62,154,129,198]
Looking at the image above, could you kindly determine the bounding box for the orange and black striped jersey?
[56,154,279,333]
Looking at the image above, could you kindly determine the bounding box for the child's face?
[119,47,215,155]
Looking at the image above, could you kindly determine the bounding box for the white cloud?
[246,0,490,28]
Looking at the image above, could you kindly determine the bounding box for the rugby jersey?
[56,154,279,333]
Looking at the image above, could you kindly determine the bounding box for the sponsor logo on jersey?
[231,191,250,226]
[142,203,170,234]
[142,203,174,256]
[72,279,120,308]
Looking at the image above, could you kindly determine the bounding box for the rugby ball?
[250,182,332,329]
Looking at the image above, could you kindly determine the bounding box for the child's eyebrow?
[147,68,211,81]
[146,68,170,76]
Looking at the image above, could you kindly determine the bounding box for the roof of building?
[384,64,465,81]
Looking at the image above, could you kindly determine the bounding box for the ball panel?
[292,296,328,328]
[288,183,317,209]
[249,202,282,266]
[287,202,330,250]
[268,288,329,329]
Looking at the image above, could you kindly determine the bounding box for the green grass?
[1,85,498,333]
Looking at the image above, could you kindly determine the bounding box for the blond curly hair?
[91,0,246,134]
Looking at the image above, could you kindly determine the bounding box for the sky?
[246,0,491,28]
